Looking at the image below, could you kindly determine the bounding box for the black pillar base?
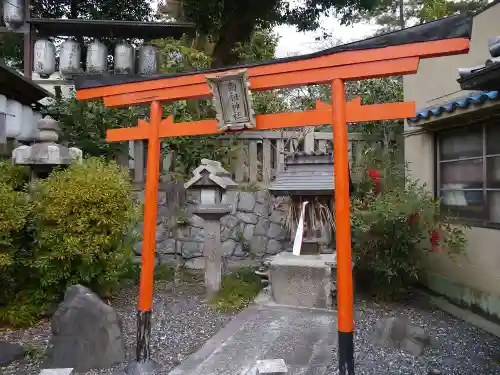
[125,310,158,375]
[338,330,355,375]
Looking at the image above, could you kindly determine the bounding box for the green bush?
[0,161,30,190]
[350,149,468,299]
[30,158,140,298]
[0,182,30,299]
[0,158,140,326]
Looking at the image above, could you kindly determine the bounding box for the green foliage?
[30,158,140,297]
[0,158,140,327]
[22,342,45,361]
[0,183,29,270]
[350,149,468,299]
[210,268,261,312]
[46,98,148,159]
[0,161,30,191]
[153,36,212,74]
[284,77,402,134]
[356,0,488,33]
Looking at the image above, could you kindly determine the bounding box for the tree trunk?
[210,16,254,68]
[399,0,405,29]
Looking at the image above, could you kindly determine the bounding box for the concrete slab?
[167,304,337,375]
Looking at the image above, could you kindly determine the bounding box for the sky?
[274,14,379,57]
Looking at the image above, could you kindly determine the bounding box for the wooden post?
[262,138,272,183]
[304,129,315,152]
[235,141,246,182]
[331,79,355,375]
[276,139,285,171]
[249,140,258,182]
[133,140,145,184]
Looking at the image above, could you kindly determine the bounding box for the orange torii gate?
[74,15,472,375]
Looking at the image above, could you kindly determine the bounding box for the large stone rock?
[44,285,125,372]
[190,226,205,241]
[256,190,269,204]
[267,223,285,239]
[0,341,24,367]
[157,238,176,254]
[243,224,255,242]
[250,236,269,254]
[254,217,270,236]
[373,317,431,356]
[222,190,239,205]
[269,210,285,225]
[182,241,202,258]
[236,212,259,225]
[222,239,238,257]
[254,202,269,217]
[189,214,204,228]
[267,239,283,255]
[238,192,256,212]
[221,215,239,229]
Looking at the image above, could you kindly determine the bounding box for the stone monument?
[184,159,237,295]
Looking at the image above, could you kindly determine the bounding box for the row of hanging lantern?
[34,38,160,78]
[0,95,42,141]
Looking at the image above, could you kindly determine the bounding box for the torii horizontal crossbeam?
[106,98,415,142]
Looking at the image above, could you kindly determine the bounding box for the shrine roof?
[268,151,354,197]
[74,15,472,90]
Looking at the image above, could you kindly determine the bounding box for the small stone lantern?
[184,159,237,295]
[12,116,82,181]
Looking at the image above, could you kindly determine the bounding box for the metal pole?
[126,101,162,375]
[331,78,355,375]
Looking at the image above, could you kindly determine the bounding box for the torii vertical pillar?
[332,79,354,375]
[127,101,162,374]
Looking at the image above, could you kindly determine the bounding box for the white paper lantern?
[6,99,22,139]
[17,105,35,141]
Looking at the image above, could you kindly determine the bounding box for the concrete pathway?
[167,302,338,375]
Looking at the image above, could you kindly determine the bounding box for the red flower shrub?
[367,169,382,195]
[430,230,440,251]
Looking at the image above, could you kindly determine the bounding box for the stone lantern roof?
[184,159,237,190]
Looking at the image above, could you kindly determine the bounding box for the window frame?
[435,121,500,229]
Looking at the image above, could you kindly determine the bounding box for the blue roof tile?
[408,90,499,123]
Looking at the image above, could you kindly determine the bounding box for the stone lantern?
[184,159,237,295]
[12,116,82,181]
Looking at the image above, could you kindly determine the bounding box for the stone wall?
[133,188,292,264]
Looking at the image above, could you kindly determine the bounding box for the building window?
[436,122,500,226]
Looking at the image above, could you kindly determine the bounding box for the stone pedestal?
[192,205,231,296]
[269,253,336,309]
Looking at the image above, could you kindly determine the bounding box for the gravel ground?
[349,293,500,375]
[1,285,500,375]
[0,280,236,375]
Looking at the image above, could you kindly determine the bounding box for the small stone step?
[256,359,288,375]
[39,369,74,375]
